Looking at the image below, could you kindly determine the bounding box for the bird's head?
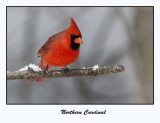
[65,17,83,50]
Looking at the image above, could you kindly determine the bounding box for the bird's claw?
[43,69,49,75]
[62,66,69,71]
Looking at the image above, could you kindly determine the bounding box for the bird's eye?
[70,34,82,40]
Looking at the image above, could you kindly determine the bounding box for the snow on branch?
[7,64,125,80]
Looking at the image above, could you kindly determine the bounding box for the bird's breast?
[42,42,80,67]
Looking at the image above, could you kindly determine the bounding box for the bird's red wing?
[37,34,59,57]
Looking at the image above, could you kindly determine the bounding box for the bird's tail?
[28,60,51,82]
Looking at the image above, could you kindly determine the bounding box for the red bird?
[28,17,83,82]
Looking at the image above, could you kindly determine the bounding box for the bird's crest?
[69,17,81,35]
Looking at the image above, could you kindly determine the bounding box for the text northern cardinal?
[28,18,83,82]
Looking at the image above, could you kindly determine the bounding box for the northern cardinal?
[28,17,83,82]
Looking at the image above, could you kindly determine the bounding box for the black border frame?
[6,6,154,105]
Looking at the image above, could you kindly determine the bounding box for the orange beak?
[74,37,83,44]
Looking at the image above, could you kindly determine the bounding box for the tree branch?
[7,65,125,80]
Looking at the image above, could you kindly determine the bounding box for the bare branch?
[7,65,125,80]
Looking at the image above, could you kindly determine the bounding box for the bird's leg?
[65,66,69,70]
[43,64,49,75]
[62,66,69,71]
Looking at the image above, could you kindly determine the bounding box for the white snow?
[19,63,42,72]
[81,65,100,70]
[92,64,100,70]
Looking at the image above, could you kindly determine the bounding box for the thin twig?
[7,65,125,80]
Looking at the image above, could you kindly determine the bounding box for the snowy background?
[7,7,153,104]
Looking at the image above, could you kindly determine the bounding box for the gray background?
[7,7,153,104]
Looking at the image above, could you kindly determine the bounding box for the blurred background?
[7,7,153,104]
